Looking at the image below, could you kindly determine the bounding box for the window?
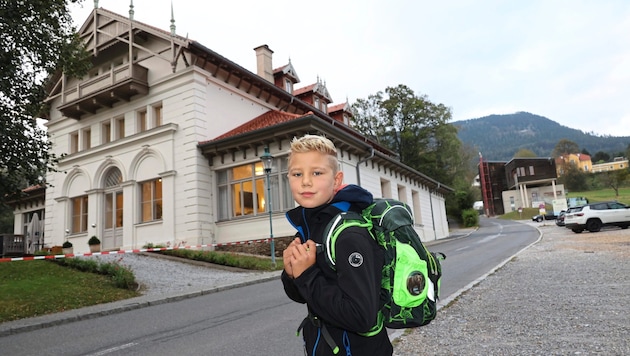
[397,185,407,204]
[71,196,88,233]
[154,105,162,127]
[138,110,147,132]
[314,97,320,110]
[82,128,91,150]
[115,117,125,139]
[102,121,111,144]
[140,178,162,222]
[70,132,79,153]
[380,179,392,198]
[285,79,293,93]
[529,166,534,175]
[217,158,289,220]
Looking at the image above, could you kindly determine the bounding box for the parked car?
[555,210,566,226]
[564,201,630,233]
[532,212,557,222]
[555,207,581,227]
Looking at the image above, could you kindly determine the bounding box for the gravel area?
[393,223,630,355]
[83,252,263,297]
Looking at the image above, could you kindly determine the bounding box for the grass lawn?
[567,187,630,205]
[0,260,139,323]
[0,251,280,323]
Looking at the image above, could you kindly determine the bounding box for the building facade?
[15,6,452,253]
[479,157,563,216]
[591,157,628,173]
[555,153,593,175]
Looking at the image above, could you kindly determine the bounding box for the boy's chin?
[296,198,323,209]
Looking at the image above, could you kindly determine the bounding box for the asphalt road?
[0,217,539,355]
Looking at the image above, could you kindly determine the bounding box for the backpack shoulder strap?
[323,210,372,270]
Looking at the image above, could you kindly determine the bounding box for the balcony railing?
[58,63,149,119]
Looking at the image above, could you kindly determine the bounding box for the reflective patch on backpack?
[348,252,364,267]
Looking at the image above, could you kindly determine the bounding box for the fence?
[0,234,26,257]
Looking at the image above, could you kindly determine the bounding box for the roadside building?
[13,5,452,253]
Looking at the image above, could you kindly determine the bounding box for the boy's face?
[288,151,343,208]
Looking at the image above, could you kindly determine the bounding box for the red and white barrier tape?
[0,238,271,263]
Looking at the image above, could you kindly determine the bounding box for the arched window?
[104,167,122,187]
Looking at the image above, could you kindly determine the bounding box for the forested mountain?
[453,112,630,162]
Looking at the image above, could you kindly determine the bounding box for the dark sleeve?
[293,226,382,333]
[281,270,307,304]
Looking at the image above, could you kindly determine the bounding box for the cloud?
[72,0,630,137]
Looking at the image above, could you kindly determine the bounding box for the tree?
[0,0,90,203]
[514,148,537,158]
[352,84,463,185]
[352,84,474,222]
[558,163,589,192]
[551,139,580,158]
[592,151,610,163]
[597,169,630,198]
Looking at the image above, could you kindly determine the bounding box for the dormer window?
[314,97,320,110]
[285,79,293,94]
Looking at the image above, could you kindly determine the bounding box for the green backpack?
[324,198,445,332]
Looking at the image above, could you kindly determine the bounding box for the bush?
[461,208,479,227]
[160,249,280,271]
[52,258,137,290]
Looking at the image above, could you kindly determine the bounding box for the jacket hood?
[285,184,373,242]
[331,184,373,210]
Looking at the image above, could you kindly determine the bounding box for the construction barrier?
[0,238,272,263]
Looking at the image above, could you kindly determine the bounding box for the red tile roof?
[328,102,347,113]
[208,110,307,142]
[293,84,316,96]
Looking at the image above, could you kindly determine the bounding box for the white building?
[13,5,452,254]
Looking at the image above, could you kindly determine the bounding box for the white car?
[564,201,630,233]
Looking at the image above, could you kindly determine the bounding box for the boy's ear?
[333,171,344,190]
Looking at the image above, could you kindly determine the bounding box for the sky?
[70,0,630,137]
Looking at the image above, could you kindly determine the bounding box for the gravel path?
[84,253,263,297]
[393,222,630,355]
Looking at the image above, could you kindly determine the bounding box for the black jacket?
[282,184,393,356]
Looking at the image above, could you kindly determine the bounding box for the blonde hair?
[288,134,339,172]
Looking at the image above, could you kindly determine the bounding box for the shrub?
[462,208,479,227]
[52,258,137,290]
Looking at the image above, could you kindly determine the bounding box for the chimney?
[254,44,274,82]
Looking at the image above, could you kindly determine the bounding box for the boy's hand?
[284,239,316,278]
[282,238,302,278]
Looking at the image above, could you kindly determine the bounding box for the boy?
[281,134,393,356]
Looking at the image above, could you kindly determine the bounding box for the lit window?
[140,178,163,222]
[216,158,290,221]
[71,195,88,233]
